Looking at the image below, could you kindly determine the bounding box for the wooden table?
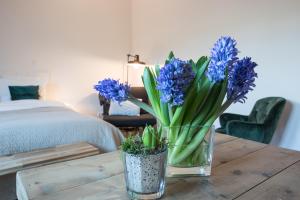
[0,142,100,200]
[16,134,300,200]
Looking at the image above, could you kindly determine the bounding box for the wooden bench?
[0,142,101,200]
[16,135,300,200]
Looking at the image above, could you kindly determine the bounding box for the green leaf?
[182,78,213,125]
[170,106,184,126]
[189,59,197,73]
[168,51,175,60]
[191,83,221,126]
[204,77,228,122]
[165,51,175,64]
[143,125,159,149]
[142,67,164,122]
[149,67,157,78]
[128,97,156,118]
[142,125,152,149]
[194,57,209,83]
[155,65,160,77]
[196,56,208,69]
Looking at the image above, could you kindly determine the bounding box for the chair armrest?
[226,120,265,143]
[219,113,248,128]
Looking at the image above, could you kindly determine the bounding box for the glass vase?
[122,149,167,199]
[163,125,215,177]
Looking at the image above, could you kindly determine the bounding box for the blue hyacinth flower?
[227,57,258,103]
[156,58,195,106]
[94,78,130,103]
[206,36,239,83]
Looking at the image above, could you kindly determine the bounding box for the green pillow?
[9,86,40,100]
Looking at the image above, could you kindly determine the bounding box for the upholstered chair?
[216,97,286,144]
[99,87,156,128]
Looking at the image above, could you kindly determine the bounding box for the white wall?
[131,0,300,151]
[1,0,300,151]
[0,0,131,115]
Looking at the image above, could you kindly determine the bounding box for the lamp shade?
[127,54,145,67]
[126,54,146,84]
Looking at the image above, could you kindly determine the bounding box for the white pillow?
[109,100,140,116]
[0,76,47,102]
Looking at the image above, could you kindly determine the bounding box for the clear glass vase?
[122,149,167,199]
[163,125,215,177]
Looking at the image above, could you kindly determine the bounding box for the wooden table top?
[16,134,300,200]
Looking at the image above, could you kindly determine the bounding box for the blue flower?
[206,36,239,83]
[156,58,195,106]
[227,57,257,103]
[94,79,130,103]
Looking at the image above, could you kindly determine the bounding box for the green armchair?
[216,97,286,144]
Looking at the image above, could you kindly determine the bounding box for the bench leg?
[0,173,17,200]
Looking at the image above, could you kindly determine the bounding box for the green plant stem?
[167,81,212,152]
[168,83,219,163]
[170,100,234,165]
[170,118,213,164]
[167,125,191,162]
[168,104,173,122]
[169,79,229,165]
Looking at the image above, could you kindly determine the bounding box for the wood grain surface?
[16,134,300,200]
[0,142,100,176]
[0,142,100,200]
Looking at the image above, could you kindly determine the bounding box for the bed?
[0,100,124,156]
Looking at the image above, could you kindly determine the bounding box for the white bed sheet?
[0,100,124,155]
[0,99,65,112]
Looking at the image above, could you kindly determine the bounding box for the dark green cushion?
[9,86,40,100]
